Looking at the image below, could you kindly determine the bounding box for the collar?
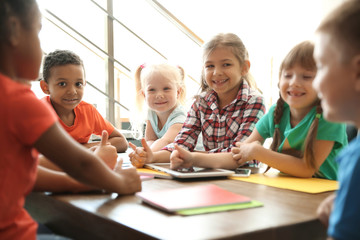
[203,80,251,109]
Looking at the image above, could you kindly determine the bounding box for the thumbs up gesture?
[128,138,153,168]
[170,144,194,170]
[94,130,118,169]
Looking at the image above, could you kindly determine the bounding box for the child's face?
[14,4,43,81]
[279,64,318,114]
[143,72,179,114]
[42,64,85,113]
[203,47,248,101]
[313,33,359,123]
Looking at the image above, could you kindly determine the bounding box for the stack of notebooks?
[136,184,263,215]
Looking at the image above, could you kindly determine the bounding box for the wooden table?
[25,176,331,240]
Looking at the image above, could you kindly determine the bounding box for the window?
[34,0,343,130]
[34,0,202,131]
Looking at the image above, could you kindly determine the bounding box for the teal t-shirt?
[256,103,348,180]
[148,105,187,139]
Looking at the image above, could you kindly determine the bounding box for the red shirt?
[43,96,114,144]
[0,74,57,240]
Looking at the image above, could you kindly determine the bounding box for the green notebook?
[137,184,263,216]
[177,200,263,216]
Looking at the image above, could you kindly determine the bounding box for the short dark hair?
[0,0,36,42]
[42,50,84,82]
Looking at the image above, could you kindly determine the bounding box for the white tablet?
[144,163,234,179]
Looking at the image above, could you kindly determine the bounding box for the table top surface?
[26,152,332,240]
[27,174,332,240]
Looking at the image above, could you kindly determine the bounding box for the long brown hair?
[268,41,322,172]
[199,33,260,93]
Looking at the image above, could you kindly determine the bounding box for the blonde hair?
[134,63,186,112]
[131,63,187,138]
[199,33,260,93]
[316,0,360,63]
[270,41,322,172]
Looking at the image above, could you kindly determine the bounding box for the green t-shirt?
[256,103,348,180]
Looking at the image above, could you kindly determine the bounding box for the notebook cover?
[140,174,154,181]
[136,184,251,212]
[177,200,263,215]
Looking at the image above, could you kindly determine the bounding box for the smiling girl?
[129,33,265,170]
[231,41,348,179]
[130,63,187,153]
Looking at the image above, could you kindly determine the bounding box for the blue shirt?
[328,136,360,239]
[148,105,186,139]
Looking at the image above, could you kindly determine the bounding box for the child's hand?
[94,130,118,169]
[170,145,193,170]
[88,145,98,152]
[232,142,258,166]
[317,194,336,228]
[128,138,153,168]
[113,158,142,194]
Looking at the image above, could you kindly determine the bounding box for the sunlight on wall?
[33,0,343,124]
[158,0,343,108]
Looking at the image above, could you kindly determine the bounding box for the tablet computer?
[144,163,234,179]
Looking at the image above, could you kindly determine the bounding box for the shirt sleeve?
[167,106,187,127]
[255,104,276,140]
[163,101,201,152]
[209,94,266,153]
[9,88,58,145]
[317,117,348,148]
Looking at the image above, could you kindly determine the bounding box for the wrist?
[251,142,261,159]
[189,152,197,164]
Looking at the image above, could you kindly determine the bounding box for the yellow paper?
[230,172,338,193]
[137,168,172,179]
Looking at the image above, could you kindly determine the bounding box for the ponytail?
[265,99,323,174]
[270,96,285,152]
[134,64,145,112]
[303,100,322,169]
[263,97,285,173]
[176,65,187,106]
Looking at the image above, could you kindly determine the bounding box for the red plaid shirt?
[164,81,265,153]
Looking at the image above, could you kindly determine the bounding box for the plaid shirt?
[164,81,266,153]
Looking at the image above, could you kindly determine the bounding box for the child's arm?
[149,123,183,152]
[34,123,141,195]
[84,128,128,153]
[207,95,265,153]
[144,120,157,147]
[38,154,62,171]
[93,130,118,169]
[170,145,238,170]
[108,128,128,153]
[231,128,265,156]
[233,131,335,177]
[129,138,239,170]
[39,131,118,171]
[34,166,95,193]
[128,138,171,168]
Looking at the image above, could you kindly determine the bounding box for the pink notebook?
[140,174,154,181]
[136,184,251,212]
